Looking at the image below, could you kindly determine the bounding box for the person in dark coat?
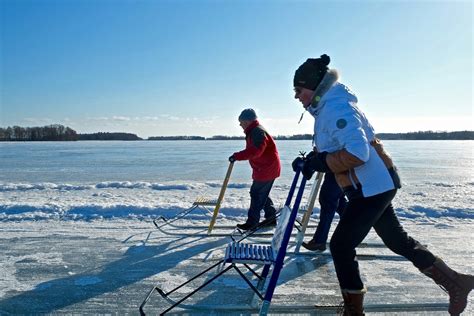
[229,108,281,231]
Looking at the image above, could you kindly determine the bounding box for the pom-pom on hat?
[238,108,257,121]
[293,54,330,90]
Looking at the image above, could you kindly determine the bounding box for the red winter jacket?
[233,120,281,182]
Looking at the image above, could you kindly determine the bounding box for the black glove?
[305,151,330,173]
[306,151,331,172]
[291,157,304,172]
[228,155,236,163]
[301,160,315,180]
[305,150,316,161]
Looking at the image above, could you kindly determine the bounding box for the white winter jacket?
[308,71,399,198]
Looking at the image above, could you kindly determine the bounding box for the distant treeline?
[206,135,245,140]
[146,131,474,140]
[1,125,473,141]
[0,125,79,141]
[147,135,315,140]
[0,125,141,141]
[79,132,142,141]
[148,136,205,140]
[275,134,312,140]
[376,131,474,140]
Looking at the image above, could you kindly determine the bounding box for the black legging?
[329,189,436,290]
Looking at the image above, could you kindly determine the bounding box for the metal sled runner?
[139,167,307,315]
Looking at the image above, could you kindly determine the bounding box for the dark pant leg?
[336,193,347,215]
[373,204,436,270]
[263,196,277,220]
[330,189,396,290]
[247,180,275,225]
[312,173,347,243]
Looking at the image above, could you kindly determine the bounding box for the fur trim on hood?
[307,69,339,116]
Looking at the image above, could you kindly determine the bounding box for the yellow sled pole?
[294,172,324,253]
[207,161,234,234]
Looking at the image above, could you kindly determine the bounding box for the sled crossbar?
[139,168,307,315]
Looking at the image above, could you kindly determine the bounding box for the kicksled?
[139,166,450,315]
[153,161,235,233]
[140,165,309,315]
[152,160,328,241]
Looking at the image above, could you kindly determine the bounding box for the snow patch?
[0,181,196,192]
[205,182,250,189]
[0,182,93,191]
[396,206,474,219]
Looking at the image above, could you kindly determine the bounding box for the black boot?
[422,258,474,315]
[236,222,257,231]
[302,239,327,252]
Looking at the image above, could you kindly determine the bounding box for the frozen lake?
[0,140,473,314]
[1,140,473,221]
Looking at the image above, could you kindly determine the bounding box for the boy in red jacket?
[229,108,281,231]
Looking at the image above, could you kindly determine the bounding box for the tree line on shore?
[376,131,474,140]
[0,125,141,141]
[1,125,473,141]
[0,125,79,141]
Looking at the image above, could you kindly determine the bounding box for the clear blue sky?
[1,0,472,137]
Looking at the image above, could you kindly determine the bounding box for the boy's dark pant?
[330,189,436,290]
[312,172,347,244]
[246,179,277,226]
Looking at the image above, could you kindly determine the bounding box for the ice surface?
[0,218,472,315]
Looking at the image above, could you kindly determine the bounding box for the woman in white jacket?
[292,54,473,316]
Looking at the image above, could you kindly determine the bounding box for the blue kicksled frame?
[139,167,307,315]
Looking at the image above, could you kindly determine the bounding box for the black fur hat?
[293,54,330,90]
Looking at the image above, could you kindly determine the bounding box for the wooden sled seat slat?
[193,197,218,206]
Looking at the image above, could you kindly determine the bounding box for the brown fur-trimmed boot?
[340,288,366,316]
[422,258,474,315]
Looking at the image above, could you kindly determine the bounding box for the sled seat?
[224,200,291,266]
[225,242,275,264]
[193,197,218,206]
